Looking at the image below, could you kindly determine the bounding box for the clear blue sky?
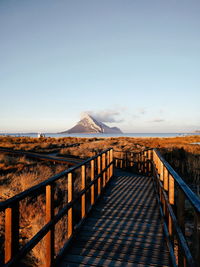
[0,0,199,133]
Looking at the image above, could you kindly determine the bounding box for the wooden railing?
[114,149,153,175]
[114,149,200,267]
[0,148,113,267]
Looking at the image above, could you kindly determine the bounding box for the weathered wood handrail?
[114,148,200,267]
[0,148,114,267]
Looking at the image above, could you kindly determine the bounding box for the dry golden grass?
[0,136,82,153]
[0,135,199,265]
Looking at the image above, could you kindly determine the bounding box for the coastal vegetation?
[0,135,199,265]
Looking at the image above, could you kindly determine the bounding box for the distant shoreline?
[0,132,200,138]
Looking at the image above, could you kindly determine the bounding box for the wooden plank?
[81,225,165,238]
[83,221,163,236]
[92,205,160,214]
[62,254,165,267]
[72,239,169,255]
[90,215,161,225]
[91,208,160,218]
[91,208,160,219]
[78,231,166,246]
[76,235,167,250]
[85,216,162,228]
[59,172,170,267]
[94,202,158,211]
[91,210,160,220]
[68,247,170,266]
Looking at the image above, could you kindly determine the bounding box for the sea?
[0,133,200,138]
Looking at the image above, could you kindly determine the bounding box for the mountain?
[61,114,123,134]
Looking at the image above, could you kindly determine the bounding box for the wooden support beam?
[91,160,95,205]
[168,214,173,241]
[194,211,200,267]
[144,151,147,161]
[97,156,101,195]
[5,203,19,264]
[115,159,118,168]
[81,165,86,219]
[163,167,169,191]
[160,161,164,181]
[148,161,152,176]
[177,188,185,266]
[107,151,110,182]
[130,152,133,167]
[102,153,106,187]
[46,184,54,267]
[68,172,73,239]
[110,149,113,179]
[169,174,174,205]
[156,155,159,175]
[120,152,123,169]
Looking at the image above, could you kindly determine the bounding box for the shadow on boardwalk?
[59,169,170,267]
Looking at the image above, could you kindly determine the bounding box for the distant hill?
[60,114,123,134]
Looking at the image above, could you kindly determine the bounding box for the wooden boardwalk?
[60,169,171,267]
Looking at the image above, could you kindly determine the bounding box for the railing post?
[160,161,164,182]
[147,149,151,161]
[46,184,54,267]
[68,172,73,238]
[5,203,19,264]
[141,152,143,173]
[194,211,200,267]
[107,150,110,182]
[120,152,123,168]
[138,152,141,173]
[169,174,174,205]
[97,155,101,195]
[144,151,147,174]
[168,174,174,243]
[125,152,128,168]
[163,167,169,217]
[177,188,185,266]
[81,165,86,219]
[156,155,160,175]
[163,167,169,191]
[141,152,143,172]
[115,158,118,168]
[91,159,95,205]
[102,153,106,187]
[110,149,113,179]
[130,152,133,167]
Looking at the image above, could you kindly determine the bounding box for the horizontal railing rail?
[114,148,200,267]
[0,148,114,267]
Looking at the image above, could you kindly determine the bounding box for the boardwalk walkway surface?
[60,169,171,267]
